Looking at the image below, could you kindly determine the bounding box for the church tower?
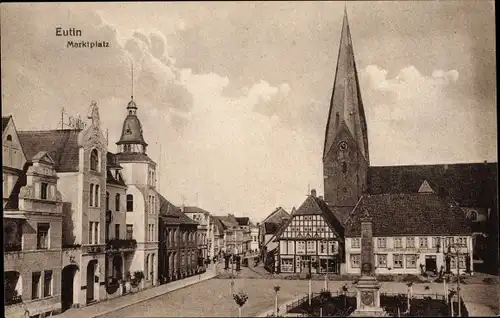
[323,8,369,224]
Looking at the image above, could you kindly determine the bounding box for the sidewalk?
[463,301,498,316]
[57,266,218,318]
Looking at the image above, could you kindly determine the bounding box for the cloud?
[360,64,496,164]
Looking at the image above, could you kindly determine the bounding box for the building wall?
[120,162,148,186]
[345,236,474,275]
[58,172,81,246]
[2,119,27,207]
[106,183,127,240]
[250,227,259,252]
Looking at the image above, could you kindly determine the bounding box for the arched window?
[115,194,121,212]
[126,194,134,212]
[90,149,99,171]
[89,184,94,206]
[6,135,12,141]
[106,192,110,211]
[95,184,100,207]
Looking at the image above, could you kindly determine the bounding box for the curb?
[93,273,218,318]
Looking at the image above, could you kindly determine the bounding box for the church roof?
[17,129,81,172]
[116,114,147,146]
[368,163,498,208]
[345,193,472,237]
[323,8,369,162]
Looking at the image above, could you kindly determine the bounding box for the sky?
[1,1,496,223]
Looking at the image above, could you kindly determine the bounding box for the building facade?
[344,190,474,275]
[274,190,344,274]
[4,115,64,318]
[158,195,200,284]
[209,215,226,259]
[235,217,252,254]
[258,207,290,250]
[114,97,159,289]
[104,152,136,299]
[215,214,244,255]
[183,206,210,265]
[250,224,259,253]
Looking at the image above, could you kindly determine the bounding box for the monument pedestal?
[350,276,390,317]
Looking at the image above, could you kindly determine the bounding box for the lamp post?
[448,243,465,317]
[323,239,329,291]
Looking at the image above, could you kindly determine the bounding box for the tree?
[233,291,248,318]
[274,285,280,316]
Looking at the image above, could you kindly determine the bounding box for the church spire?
[323,8,369,163]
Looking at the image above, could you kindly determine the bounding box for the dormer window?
[469,210,478,221]
[6,134,12,141]
[90,149,99,171]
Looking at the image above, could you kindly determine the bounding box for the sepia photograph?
[1,1,498,317]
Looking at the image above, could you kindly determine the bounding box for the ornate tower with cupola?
[323,9,369,224]
[116,97,148,154]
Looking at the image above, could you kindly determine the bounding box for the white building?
[250,224,259,253]
[344,192,474,275]
[114,97,159,288]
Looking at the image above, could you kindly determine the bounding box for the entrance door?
[61,265,78,311]
[425,255,437,272]
[86,261,96,303]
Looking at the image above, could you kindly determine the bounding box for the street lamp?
[322,239,329,291]
[448,243,466,317]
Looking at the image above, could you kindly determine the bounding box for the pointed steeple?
[323,8,369,162]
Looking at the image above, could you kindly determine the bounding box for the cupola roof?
[116,97,147,146]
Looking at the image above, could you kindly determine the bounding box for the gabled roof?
[274,195,344,240]
[179,212,199,225]
[235,217,250,226]
[261,207,291,224]
[17,129,81,172]
[215,214,239,228]
[183,206,210,214]
[263,222,280,235]
[2,116,11,133]
[210,215,226,232]
[344,193,472,237]
[368,162,498,208]
[158,193,183,217]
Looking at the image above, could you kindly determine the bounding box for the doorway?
[61,265,78,311]
[425,255,437,273]
[86,261,97,304]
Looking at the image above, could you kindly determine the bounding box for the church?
[274,9,498,275]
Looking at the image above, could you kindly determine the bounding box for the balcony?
[106,239,137,253]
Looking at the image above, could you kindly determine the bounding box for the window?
[319,241,326,253]
[432,237,441,248]
[296,241,305,253]
[90,149,98,171]
[445,237,454,249]
[307,241,316,253]
[377,254,387,267]
[350,254,360,268]
[450,256,457,269]
[32,272,41,299]
[377,238,386,248]
[89,184,94,206]
[394,237,403,248]
[469,210,478,221]
[115,224,120,239]
[94,222,99,244]
[126,224,133,240]
[6,134,12,141]
[37,223,50,249]
[351,238,360,248]
[94,185,100,207]
[407,237,415,248]
[126,194,134,212]
[106,192,110,211]
[458,237,467,247]
[459,255,466,269]
[281,258,294,272]
[41,182,48,200]
[115,194,120,211]
[329,241,337,254]
[419,237,428,248]
[89,222,94,244]
[393,254,403,268]
[43,270,53,297]
[405,254,417,268]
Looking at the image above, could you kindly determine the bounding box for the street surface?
[98,264,498,317]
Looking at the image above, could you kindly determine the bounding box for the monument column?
[350,209,388,317]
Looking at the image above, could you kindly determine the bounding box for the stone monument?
[350,209,389,317]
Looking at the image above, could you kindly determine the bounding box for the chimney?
[310,189,317,197]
